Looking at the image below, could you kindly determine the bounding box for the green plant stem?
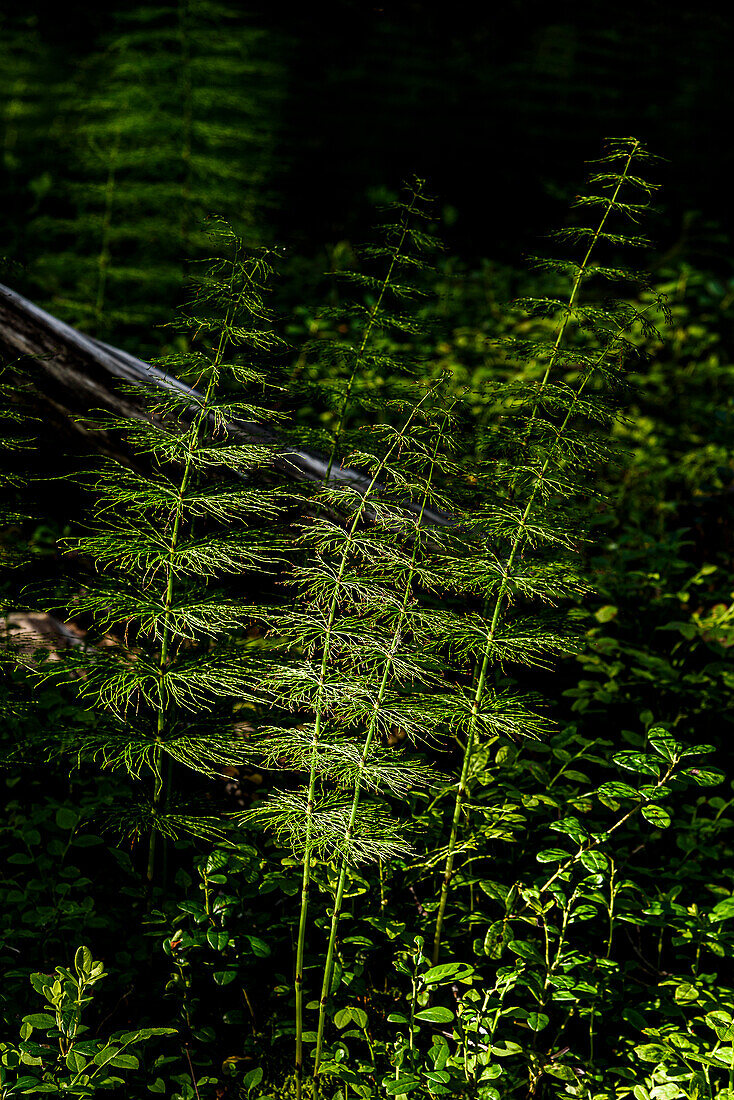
[432,352,604,964]
[324,184,421,482]
[538,139,639,393]
[313,423,447,1076]
[146,371,216,883]
[294,395,431,1099]
[146,260,242,884]
[510,140,640,497]
[431,144,642,964]
[311,663,387,1074]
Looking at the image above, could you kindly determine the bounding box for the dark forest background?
[2,1,733,275]
[4,6,734,1100]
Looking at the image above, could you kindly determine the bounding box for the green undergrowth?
[2,141,734,1100]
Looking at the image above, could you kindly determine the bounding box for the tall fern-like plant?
[29,2,281,341]
[0,14,57,266]
[25,221,290,874]
[430,137,668,963]
[241,183,548,1095]
[241,185,443,1094]
[294,178,439,470]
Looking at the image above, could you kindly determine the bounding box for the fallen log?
[0,282,452,527]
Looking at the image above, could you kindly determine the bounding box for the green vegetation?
[2,14,734,1100]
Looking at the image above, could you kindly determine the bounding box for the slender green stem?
[311,675,383,1075]
[515,140,639,475]
[324,184,421,482]
[294,393,432,1098]
[538,140,639,394]
[431,144,642,964]
[313,420,448,1076]
[432,348,607,964]
[146,257,243,884]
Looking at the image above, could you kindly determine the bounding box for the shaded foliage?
[2,22,734,1097]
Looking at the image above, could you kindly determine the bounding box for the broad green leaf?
[673,983,699,1003]
[536,848,570,863]
[634,1042,669,1061]
[508,940,542,960]
[422,962,474,985]
[117,1028,176,1041]
[483,921,511,959]
[545,1064,581,1082]
[75,946,93,976]
[335,1006,369,1029]
[613,752,661,776]
[66,1049,87,1072]
[648,728,680,761]
[383,1077,421,1095]
[681,767,724,787]
[549,817,587,841]
[213,969,237,986]
[705,1011,734,1040]
[526,1012,549,1031]
[712,897,734,922]
[491,1041,522,1056]
[109,1054,139,1070]
[245,935,270,957]
[547,1065,576,1081]
[579,850,608,874]
[478,881,509,904]
[415,1006,454,1023]
[93,1045,119,1066]
[55,808,78,830]
[651,1086,682,1100]
[641,804,671,828]
[21,1014,56,1029]
[243,1067,263,1094]
[177,901,203,917]
[19,1052,43,1067]
[72,834,103,847]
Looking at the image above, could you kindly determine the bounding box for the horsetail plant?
[29,0,279,339]
[431,137,669,963]
[3,141,677,1098]
[241,189,461,1096]
[319,176,438,480]
[25,220,291,876]
[311,403,456,1081]
[289,177,439,482]
[247,392,446,1097]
